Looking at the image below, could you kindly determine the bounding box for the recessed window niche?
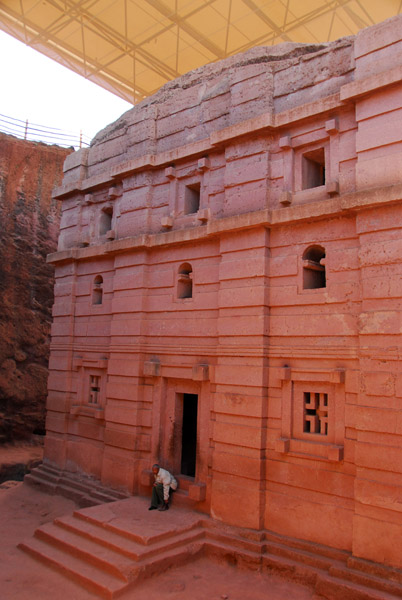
[92,275,103,305]
[184,183,200,215]
[99,205,113,235]
[303,245,326,289]
[302,148,325,189]
[89,375,101,404]
[177,263,193,299]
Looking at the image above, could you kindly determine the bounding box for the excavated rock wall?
[0,134,72,442]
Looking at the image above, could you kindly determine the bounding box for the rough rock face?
[79,38,353,181]
[0,134,72,442]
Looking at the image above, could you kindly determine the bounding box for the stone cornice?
[47,182,402,265]
[52,62,402,202]
[51,94,344,200]
[52,62,402,203]
[340,64,402,102]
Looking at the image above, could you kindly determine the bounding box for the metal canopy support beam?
[0,0,401,104]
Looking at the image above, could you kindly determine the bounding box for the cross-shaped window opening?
[303,392,328,435]
[89,375,100,404]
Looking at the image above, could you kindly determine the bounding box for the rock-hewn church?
[39,15,402,574]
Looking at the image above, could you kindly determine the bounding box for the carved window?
[89,375,100,404]
[92,275,103,305]
[184,183,200,215]
[70,357,108,419]
[99,206,113,235]
[303,392,328,435]
[276,368,345,462]
[177,263,193,299]
[303,245,326,289]
[302,147,325,189]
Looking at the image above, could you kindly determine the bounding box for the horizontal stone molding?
[279,367,346,384]
[275,437,344,462]
[143,361,210,381]
[52,62,402,204]
[73,357,108,371]
[48,181,402,265]
[70,404,105,420]
[340,64,402,102]
[52,93,344,200]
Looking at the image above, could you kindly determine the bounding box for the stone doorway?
[180,393,198,477]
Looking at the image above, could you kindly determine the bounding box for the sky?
[0,30,133,146]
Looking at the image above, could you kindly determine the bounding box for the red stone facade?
[0,134,71,441]
[46,17,402,571]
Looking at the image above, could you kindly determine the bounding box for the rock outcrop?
[0,133,72,442]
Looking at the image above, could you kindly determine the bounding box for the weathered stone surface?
[0,134,72,441]
[46,14,402,577]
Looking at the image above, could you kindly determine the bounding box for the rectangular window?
[184,183,200,214]
[89,375,100,404]
[302,148,325,189]
[303,392,328,435]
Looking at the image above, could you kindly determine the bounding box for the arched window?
[177,263,193,299]
[302,246,326,289]
[99,206,113,235]
[92,275,103,305]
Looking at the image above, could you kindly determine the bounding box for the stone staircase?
[204,526,402,600]
[19,498,205,599]
[18,497,402,600]
[24,462,129,507]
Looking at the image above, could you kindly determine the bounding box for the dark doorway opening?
[180,393,198,477]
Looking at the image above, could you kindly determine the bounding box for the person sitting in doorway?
[148,463,178,511]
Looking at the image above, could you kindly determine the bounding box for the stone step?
[24,472,58,494]
[26,467,59,485]
[264,530,349,563]
[207,526,345,575]
[315,573,402,600]
[25,465,129,507]
[206,528,263,554]
[19,515,205,598]
[18,537,128,600]
[264,538,345,572]
[347,556,402,586]
[130,540,204,584]
[262,550,322,587]
[204,536,262,570]
[329,565,402,597]
[89,490,124,504]
[175,475,192,492]
[62,473,128,500]
[77,495,103,508]
[59,475,98,495]
[73,505,203,547]
[170,489,196,509]
[55,514,206,561]
[41,462,63,477]
[55,483,93,505]
[263,535,401,599]
[34,522,132,581]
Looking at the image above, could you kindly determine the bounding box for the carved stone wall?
[46,16,402,572]
[0,134,72,441]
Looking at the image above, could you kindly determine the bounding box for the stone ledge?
[47,181,402,265]
[340,64,402,102]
